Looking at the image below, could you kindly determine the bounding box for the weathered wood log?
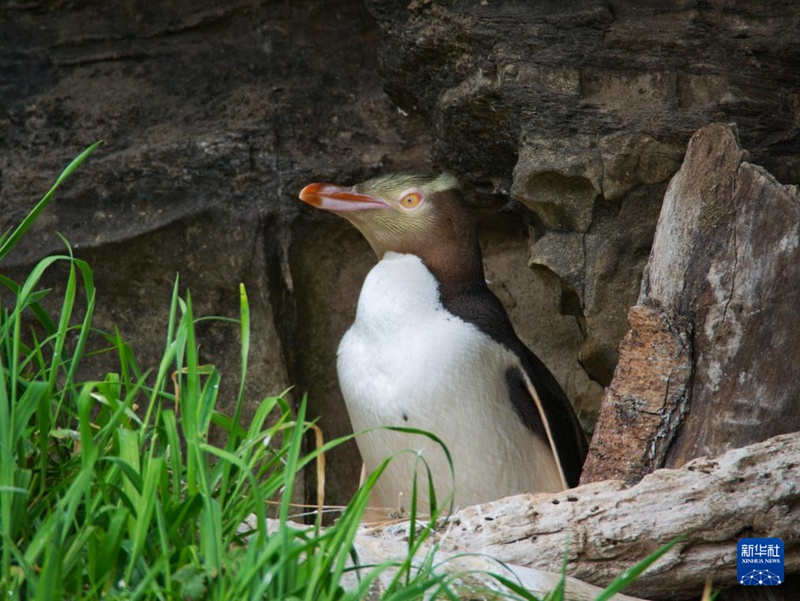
[357,432,800,600]
[349,534,647,601]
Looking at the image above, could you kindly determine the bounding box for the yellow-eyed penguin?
[299,173,588,512]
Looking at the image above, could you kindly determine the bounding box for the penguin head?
[299,173,479,274]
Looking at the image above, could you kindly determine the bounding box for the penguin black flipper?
[443,284,589,488]
[509,350,589,488]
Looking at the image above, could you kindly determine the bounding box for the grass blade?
[0,142,101,262]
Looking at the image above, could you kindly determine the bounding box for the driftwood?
[583,123,800,486]
[571,123,800,600]
[579,303,693,485]
[356,432,800,600]
[647,123,800,468]
[349,534,647,601]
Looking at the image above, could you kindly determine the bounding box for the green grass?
[0,145,682,600]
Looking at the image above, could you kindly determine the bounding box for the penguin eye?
[399,192,423,209]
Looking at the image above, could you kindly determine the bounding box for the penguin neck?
[379,232,487,305]
[419,237,487,304]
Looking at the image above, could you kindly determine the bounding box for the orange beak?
[298,183,389,212]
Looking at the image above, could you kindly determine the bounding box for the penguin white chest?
[336,253,562,510]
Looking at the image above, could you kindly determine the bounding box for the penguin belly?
[337,252,563,512]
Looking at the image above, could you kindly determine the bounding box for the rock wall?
[1,0,415,506]
[366,0,800,388]
[2,1,799,508]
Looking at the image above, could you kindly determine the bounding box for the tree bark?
[579,303,692,485]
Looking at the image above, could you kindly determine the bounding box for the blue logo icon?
[737,538,784,586]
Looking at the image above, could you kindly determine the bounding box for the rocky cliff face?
[366,0,800,386]
[2,1,798,509]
